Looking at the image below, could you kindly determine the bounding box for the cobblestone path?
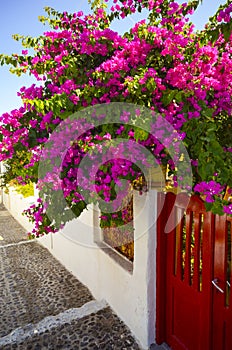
[0,204,141,350]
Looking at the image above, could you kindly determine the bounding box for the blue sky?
[0,0,225,116]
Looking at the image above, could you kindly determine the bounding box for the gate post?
[156,192,176,344]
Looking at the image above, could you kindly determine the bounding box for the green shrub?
[14,182,34,198]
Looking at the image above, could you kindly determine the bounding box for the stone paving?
[0,204,28,245]
[0,204,143,349]
[0,242,93,338]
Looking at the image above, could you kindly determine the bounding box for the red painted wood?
[229,217,232,312]
[213,215,232,350]
[192,212,200,291]
[157,193,232,349]
[200,208,214,350]
[176,209,183,281]
[156,192,175,344]
[184,210,192,286]
[158,193,213,350]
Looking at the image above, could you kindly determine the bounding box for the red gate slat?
[176,208,183,280]
[214,215,226,297]
[184,210,192,286]
[213,214,227,350]
[228,217,232,309]
[192,213,201,291]
[156,191,176,344]
[201,209,214,350]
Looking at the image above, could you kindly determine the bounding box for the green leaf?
[28,129,38,148]
[175,91,183,103]
[162,90,176,106]
[134,128,149,142]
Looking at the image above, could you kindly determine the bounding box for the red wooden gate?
[156,192,232,350]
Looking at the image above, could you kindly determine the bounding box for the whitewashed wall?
[3,187,158,349]
[3,187,35,232]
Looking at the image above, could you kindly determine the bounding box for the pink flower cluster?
[23,198,59,238]
[194,181,225,203]
[217,4,232,23]
[1,0,232,236]
[224,204,232,215]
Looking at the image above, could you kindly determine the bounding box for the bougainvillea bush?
[0,0,232,238]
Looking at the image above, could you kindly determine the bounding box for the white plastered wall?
[3,187,35,232]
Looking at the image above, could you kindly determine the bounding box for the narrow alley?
[0,204,141,350]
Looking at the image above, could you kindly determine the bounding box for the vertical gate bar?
[180,212,185,280]
[184,209,192,286]
[201,209,214,350]
[213,214,226,350]
[222,215,227,306]
[225,216,229,308]
[214,215,226,286]
[228,217,232,309]
[176,207,183,280]
[199,214,204,291]
[156,192,176,344]
[192,213,201,291]
[225,216,231,308]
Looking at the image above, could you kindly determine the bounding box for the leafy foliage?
[0,0,232,236]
